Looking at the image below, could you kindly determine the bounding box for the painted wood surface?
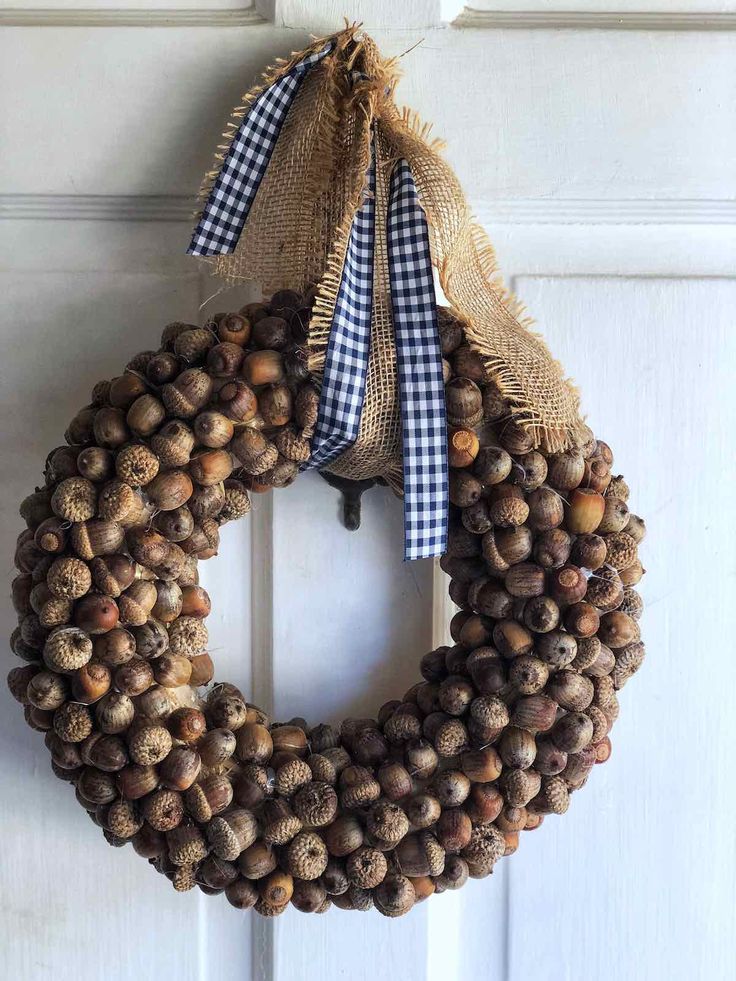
[0,3,733,979]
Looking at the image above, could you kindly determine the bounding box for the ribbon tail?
[304,151,376,471]
[188,42,334,257]
[386,159,449,561]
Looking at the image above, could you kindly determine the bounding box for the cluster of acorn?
[7,296,644,918]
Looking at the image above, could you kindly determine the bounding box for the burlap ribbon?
[193,26,586,490]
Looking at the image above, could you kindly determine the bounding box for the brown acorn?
[217,312,251,347]
[77,446,114,483]
[259,383,294,428]
[70,519,125,560]
[526,487,564,531]
[565,488,605,534]
[207,342,244,379]
[151,421,195,467]
[146,470,194,511]
[448,429,480,469]
[162,369,213,419]
[109,373,147,409]
[231,429,278,476]
[127,395,166,438]
[189,448,233,487]
[445,377,483,429]
[242,350,285,386]
[193,411,235,449]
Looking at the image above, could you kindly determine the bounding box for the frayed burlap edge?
[192,26,587,470]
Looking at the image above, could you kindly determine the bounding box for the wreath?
[7,29,646,919]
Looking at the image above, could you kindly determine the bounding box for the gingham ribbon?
[304,155,376,470]
[386,159,449,560]
[188,42,334,257]
[305,154,448,560]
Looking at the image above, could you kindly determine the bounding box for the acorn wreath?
[7,28,646,918]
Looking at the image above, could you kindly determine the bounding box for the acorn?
[547,451,585,490]
[449,471,482,509]
[258,385,294,428]
[242,350,285,387]
[132,617,169,659]
[548,564,588,606]
[604,532,638,572]
[505,562,545,599]
[192,410,234,449]
[436,808,472,854]
[189,448,233,487]
[624,513,646,544]
[149,581,182,625]
[231,429,278,476]
[168,616,208,658]
[498,420,535,456]
[217,312,251,346]
[492,620,533,658]
[565,488,605,534]
[526,487,564,531]
[159,746,201,791]
[534,738,568,776]
[146,352,180,385]
[583,456,612,493]
[151,421,195,467]
[619,558,645,587]
[585,569,624,612]
[373,874,416,919]
[500,768,541,807]
[550,712,594,753]
[93,407,130,449]
[77,446,114,483]
[95,691,135,735]
[511,695,557,733]
[70,519,125,560]
[92,627,135,668]
[51,477,97,523]
[563,602,600,638]
[433,770,471,808]
[96,479,135,523]
[162,369,213,419]
[487,484,528,527]
[189,652,214,686]
[146,470,194,511]
[445,377,483,428]
[512,451,548,492]
[126,395,166,437]
[109,373,147,409]
[523,595,560,633]
[63,405,96,446]
[207,342,244,379]
[114,657,154,697]
[507,654,548,695]
[117,580,157,627]
[217,380,258,424]
[173,327,215,365]
[126,527,169,567]
[34,517,68,555]
[74,594,119,635]
[529,775,570,816]
[547,671,594,712]
[448,429,480,469]
[598,611,639,649]
[570,533,607,571]
[261,800,302,846]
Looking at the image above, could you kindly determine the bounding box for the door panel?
[0,5,732,979]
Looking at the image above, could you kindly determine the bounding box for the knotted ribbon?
[188,45,449,560]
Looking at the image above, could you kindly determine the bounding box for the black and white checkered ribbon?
[305,154,448,560]
[386,159,449,559]
[304,155,376,471]
[188,42,334,257]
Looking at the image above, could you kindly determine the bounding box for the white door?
[1,3,734,979]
